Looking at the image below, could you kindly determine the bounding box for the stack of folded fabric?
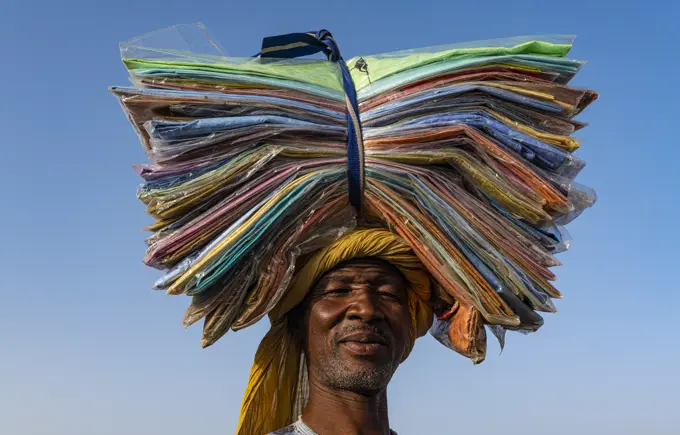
[111,24,597,362]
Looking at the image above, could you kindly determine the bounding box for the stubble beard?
[321,345,398,394]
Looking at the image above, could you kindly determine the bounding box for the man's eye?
[379,291,401,301]
[325,288,350,296]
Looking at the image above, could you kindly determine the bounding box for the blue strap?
[260,30,364,212]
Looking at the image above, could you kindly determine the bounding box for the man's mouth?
[339,331,388,345]
[338,331,388,355]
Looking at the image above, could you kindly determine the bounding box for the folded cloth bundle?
[111,24,597,362]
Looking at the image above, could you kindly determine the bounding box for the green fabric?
[123,40,571,95]
[347,40,572,91]
[355,54,583,101]
[123,58,344,91]
[130,68,345,101]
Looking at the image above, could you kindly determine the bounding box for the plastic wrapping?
[120,25,344,93]
[111,24,597,358]
[347,35,576,90]
[430,303,487,364]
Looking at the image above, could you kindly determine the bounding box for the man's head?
[293,257,412,394]
[237,229,432,435]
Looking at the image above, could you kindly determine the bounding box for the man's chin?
[327,370,391,393]
[327,357,396,393]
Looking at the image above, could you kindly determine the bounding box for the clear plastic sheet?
[111,24,597,358]
[347,35,576,90]
[120,24,344,93]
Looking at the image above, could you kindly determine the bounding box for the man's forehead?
[315,258,406,286]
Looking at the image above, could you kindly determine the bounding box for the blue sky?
[1,0,678,434]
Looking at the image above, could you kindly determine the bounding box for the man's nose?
[345,289,384,322]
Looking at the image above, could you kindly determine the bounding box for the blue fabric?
[259,30,341,61]
[146,116,344,140]
[340,60,364,212]
[398,111,569,169]
[260,32,328,58]
[361,84,565,119]
[364,109,571,172]
[260,30,364,212]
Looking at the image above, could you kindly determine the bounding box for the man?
[270,257,411,435]
[237,229,433,435]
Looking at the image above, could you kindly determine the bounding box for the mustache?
[335,323,390,343]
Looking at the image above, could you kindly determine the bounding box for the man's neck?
[301,377,391,435]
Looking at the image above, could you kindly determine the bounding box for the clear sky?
[1,0,678,434]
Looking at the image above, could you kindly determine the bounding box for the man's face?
[299,258,411,394]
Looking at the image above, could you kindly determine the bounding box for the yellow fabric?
[237,228,432,435]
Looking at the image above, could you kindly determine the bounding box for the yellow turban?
[237,228,432,435]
